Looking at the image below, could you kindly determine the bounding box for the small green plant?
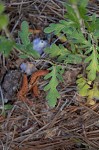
[44,0,99,106]
[0,1,99,107]
[0,3,14,57]
[16,21,40,59]
[0,104,13,117]
[0,3,8,30]
[44,66,64,107]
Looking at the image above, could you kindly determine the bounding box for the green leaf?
[0,3,5,14]
[86,47,99,81]
[64,54,82,64]
[79,84,90,96]
[88,83,99,100]
[76,75,90,97]
[19,54,29,59]
[4,104,13,110]
[15,43,25,51]
[78,0,88,8]
[0,3,8,30]
[17,21,40,59]
[0,14,8,30]
[26,43,40,58]
[0,104,13,116]
[0,37,14,57]
[45,43,82,64]
[44,44,69,59]
[44,22,65,34]
[18,21,31,48]
[93,30,99,39]
[44,66,64,107]
[78,0,88,18]
[64,3,80,27]
[16,43,40,59]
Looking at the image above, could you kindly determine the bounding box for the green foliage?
[16,21,40,59]
[77,75,99,104]
[76,75,90,97]
[45,44,82,64]
[0,104,13,111]
[0,3,8,30]
[0,104,13,116]
[44,0,99,105]
[84,45,99,81]
[44,66,64,107]
[0,3,14,57]
[0,36,14,57]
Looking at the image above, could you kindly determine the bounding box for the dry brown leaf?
[30,70,49,96]
[17,70,49,105]
[17,74,33,106]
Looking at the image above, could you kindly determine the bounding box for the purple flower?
[33,38,48,54]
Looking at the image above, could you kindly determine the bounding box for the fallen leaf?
[30,70,49,96]
[30,70,49,87]
[17,74,33,106]
[32,84,40,97]
[17,70,49,105]
[17,74,28,98]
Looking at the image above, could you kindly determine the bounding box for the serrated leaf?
[64,54,82,64]
[84,55,92,63]
[87,69,96,81]
[79,84,89,96]
[15,43,25,51]
[16,43,40,59]
[44,23,56,33]
[77,75,90,97]
[0,38,14,57]
[44,23,65,34]
[17,21,40,59]
[76,74,90,96]
[47,89,60,107]
[45,44,70,62]
[44,66,64,107]
[18,21,30,47]
[84,47,92,55]
[64,3,80,27]
[86,48,99,81]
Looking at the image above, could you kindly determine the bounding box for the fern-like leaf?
[44,44,82,64]
[76,75,90,96]
[16,21,40,58]
[18,21,30,47]
[44,66,64,107]
[85,46,99,81]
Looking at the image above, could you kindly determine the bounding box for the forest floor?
[0,0,99,150]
